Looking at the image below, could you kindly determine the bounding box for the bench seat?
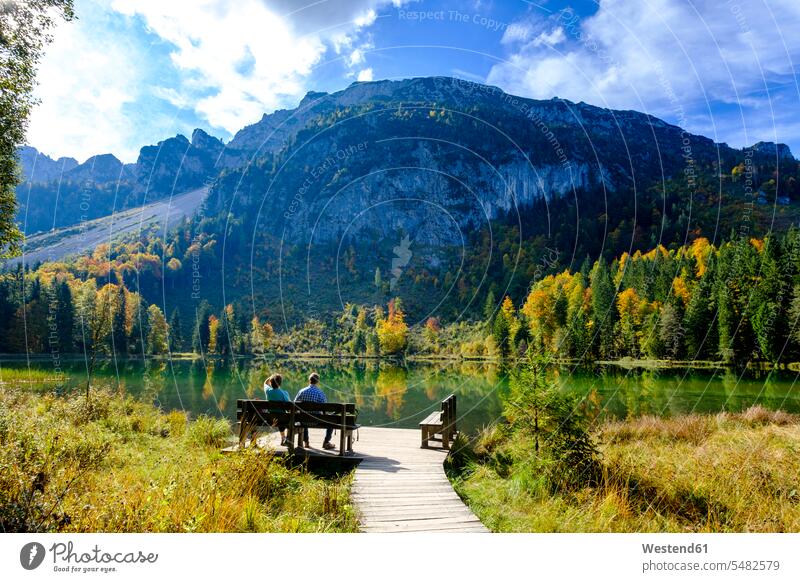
[419,394,457,449]
[420,411,442,427]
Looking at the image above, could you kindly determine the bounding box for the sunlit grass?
[0,367,68,386]
[451,408,800,532]
[0,386,358,532]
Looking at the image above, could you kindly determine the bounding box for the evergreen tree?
[169,309,184,352]
[111,287,128,356]
[492,311,511,358]
[684,255,717,360]
[55,280,74,353]
[192,300,212,354]
[0,278,14,352]
[789,284,800,357]
[483,288,496,323]
[590,258,616,358]
[659,302,685,360]
[750,237,788,362]
[716,238,758,364]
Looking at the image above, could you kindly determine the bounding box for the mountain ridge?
[12,77,800,324]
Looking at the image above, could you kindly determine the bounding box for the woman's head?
[265,373,282,389]
[308,372,320,385]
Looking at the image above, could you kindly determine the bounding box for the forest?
[3,224,800,367]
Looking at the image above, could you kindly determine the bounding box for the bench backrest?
[441,394,456,433]
[237,399,358,430]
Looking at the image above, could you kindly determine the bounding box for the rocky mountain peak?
[750,141,794,160]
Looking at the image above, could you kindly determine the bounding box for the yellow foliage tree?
[376,299,408,355]
[208,315,220,353]
[689,237,713,277]
[672,276,691,306]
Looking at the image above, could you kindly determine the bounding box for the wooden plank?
[364,529,489,534]
[250,423,488,532]
[352,426,488,533]
[361,509,478,521]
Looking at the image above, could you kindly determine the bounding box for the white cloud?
[27,0,403,161]
[488,0,800,148]
[27,2,141,162]
[357,67,374,82]
[349,48,366,67]
[532,27,565,48]
[109,0,397,134]
[151,86,194,110]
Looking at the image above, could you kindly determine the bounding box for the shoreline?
[1,352,798,371]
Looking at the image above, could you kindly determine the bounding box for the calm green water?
[2,358,799,433]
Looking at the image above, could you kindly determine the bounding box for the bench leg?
[339,427,346,456]
[346,432,354,453]
[286,424,294,452]
[421,427,429,448]
[442,429,450,450]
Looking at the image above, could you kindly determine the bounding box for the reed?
[451,407,800,532]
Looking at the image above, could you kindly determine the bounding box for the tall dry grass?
[451,406,800,532]
[0,387,357,532]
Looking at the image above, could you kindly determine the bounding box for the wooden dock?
[351,427,488,533]
[234,426,488,533]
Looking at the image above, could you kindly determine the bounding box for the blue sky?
[28,0,800,162]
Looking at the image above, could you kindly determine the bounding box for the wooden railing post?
[452,394,457,435]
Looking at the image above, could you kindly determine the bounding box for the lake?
[2,357,799,433]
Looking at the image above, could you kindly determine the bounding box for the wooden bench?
[420,394,457,449]
[236,399,359,457]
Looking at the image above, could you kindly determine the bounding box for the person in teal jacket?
[264,373,290,446]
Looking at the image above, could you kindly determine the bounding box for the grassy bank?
[0,387,357,532]
[449,407,800,532]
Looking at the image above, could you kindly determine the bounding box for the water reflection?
[2,357,798,433]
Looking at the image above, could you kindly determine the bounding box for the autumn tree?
[250,316,273,353]
[376,298,408,355]
[145,304,169,355]
[207,314,220,354]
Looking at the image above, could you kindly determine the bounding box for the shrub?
[505,353,601,491]
[187,416,230,448]
[166,410,188,437]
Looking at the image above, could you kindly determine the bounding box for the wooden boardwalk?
[351,427,488,533]
[252,427,488,533]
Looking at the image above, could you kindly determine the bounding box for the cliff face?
[19,77,792,240]
[203,77,751,249]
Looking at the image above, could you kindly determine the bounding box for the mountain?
[17,146,78,183]
[16,129,235,234]
[16,77,800,324]
[190,77,797,322]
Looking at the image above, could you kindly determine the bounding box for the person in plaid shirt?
[294,373,335,450]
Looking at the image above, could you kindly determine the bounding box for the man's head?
[309,372,320,385]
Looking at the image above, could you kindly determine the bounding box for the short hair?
[308,372,320,385]
[266,373,282,388]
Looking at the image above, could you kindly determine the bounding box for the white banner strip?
[2,533,798,582]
